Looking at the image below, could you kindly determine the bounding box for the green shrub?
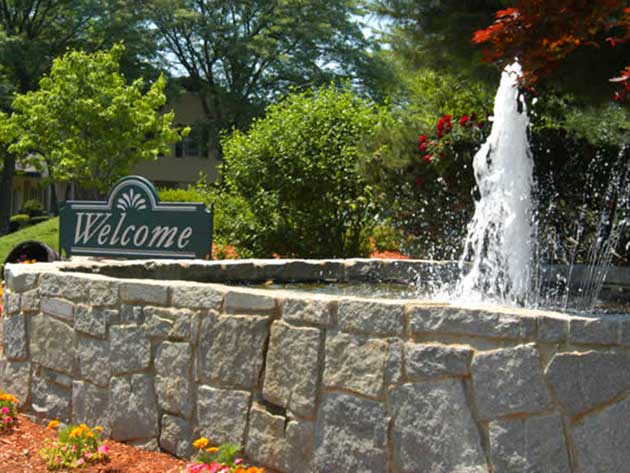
[218,84,392,258]
[158,187,207,204]
[10,214,30,227]
[21,199,44,217]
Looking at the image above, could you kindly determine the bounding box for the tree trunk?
[0,153,16,235]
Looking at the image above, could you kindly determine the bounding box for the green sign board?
[60,176,212,259]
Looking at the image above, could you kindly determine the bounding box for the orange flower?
[192,437,209,449]
[47,420,60,430]
[205,447,219,453]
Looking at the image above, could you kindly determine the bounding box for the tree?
[3,45,185,211]
[472,1,630,99]
[144,0,391,155]
[369,0,505,80]
[216,84,391,258]
[0,0,160,234]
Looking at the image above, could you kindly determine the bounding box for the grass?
[0,217,59,266]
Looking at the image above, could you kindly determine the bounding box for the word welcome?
[75,212,192,249]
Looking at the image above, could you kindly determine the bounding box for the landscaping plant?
[184,438,264,473]
[0,390,19,431]
[39,421,109,470]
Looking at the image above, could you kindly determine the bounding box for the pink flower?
[3,416,12,424]
[235,459,244,465]
[77,458,84,466]
[97,445,110,455]
[1,406,10,415]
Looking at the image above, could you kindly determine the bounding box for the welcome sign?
[60,176,213,259]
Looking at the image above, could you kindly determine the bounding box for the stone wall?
[2,259,630,472]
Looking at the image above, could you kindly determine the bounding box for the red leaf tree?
[473,1,630,99]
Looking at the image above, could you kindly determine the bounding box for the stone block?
[40,272,87,301]
[110,374,159,441]
[405,343,472,378]
[127,438,160,452]
[74,305,117,338]
[143,306,193,340]
[384,338,404,386]
[489,413,570,473]
[88,279,120,307]
[197,386,250,446]
[20,288,40,313]
[224,290,276,314]
[78,336,111,387]
[159,414,193,459]
[0,361,30,408]
[155,341,192,418]
[6,269,39,292]
[282,297,334,327]
[120,281,168,305]
[569,317,620,346]
[545,349,630,416]
[72,381,111,435]
[120,304,144,325]
[4,291,20,315]
[245,405,315,473]
[2,313,28,361]
[337,299,405,337]
[537,315,568,343]
[263,321,321,417]
[410,305,536,340]
[313,393,388,473]
[573,397,630,473]
[197,312,269,389]
[171,283,223,310]
[390,380,486,473]
[471,344,552,420]
[41,297,74,322]
[110,326,150,375]
[323,331,388,399]
[31,373,71,422]
[31,315,76,375]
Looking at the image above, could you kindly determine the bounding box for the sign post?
[60,176,213,259]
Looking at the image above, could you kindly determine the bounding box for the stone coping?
[5,259,630,347]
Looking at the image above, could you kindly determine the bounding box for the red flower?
[419,134,427,144]
[459,115,470,127]
[419,142,427,151]
[423,154,433,163]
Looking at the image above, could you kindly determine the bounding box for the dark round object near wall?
[2,240,59,273]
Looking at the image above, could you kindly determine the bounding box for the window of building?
[175,124,209,159]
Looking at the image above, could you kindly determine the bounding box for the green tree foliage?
[0,0,160,234]
[144,0,392,154]
[216,84,392,258]
[370,0,505,80]
[3,45,185,209]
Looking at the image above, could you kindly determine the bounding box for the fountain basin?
[2,258,630,471]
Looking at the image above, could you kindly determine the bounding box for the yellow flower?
[47,420,60,430]
[0,393,18,404]
[192,437,209,449]
[69,427,82,438]
[206,447,219,454]
[94,426,104,433]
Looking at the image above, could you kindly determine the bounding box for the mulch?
[0,414,187,472]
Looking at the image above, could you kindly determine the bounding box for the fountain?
[4,63,630,473]
[455,62,535,306]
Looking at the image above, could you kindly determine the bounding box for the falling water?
[454,62,535,305]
